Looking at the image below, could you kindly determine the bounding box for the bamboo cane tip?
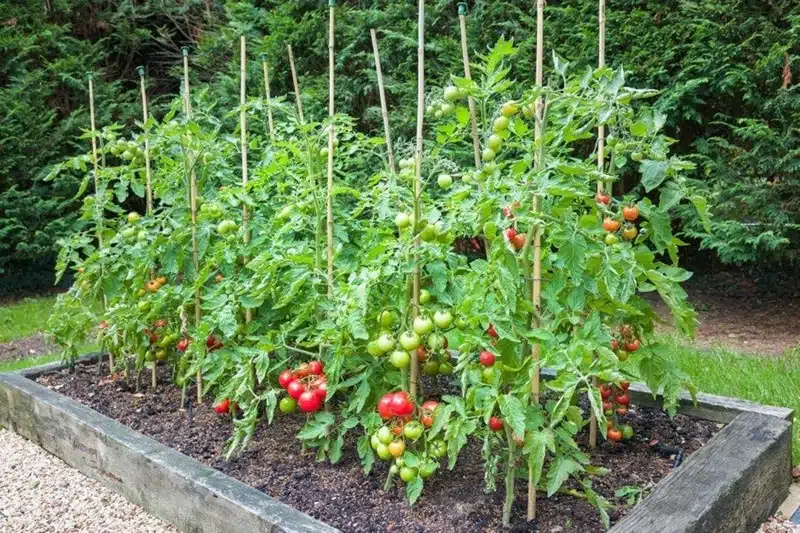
[260,53,268,61]
[86,71,94,80]
[136,66,145,77]
[182,46,190,57]
[458,2,468,15]
[328,0,336,6]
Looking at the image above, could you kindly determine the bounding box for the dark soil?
[0,333,54,362]
[37,363,720,533]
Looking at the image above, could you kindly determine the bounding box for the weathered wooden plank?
[0,372,338,533]
[610,411,792,533]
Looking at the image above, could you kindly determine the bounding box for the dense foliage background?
[2,0,799,293]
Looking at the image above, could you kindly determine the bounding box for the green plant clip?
[458,2,468,16]
[136,66,145,77]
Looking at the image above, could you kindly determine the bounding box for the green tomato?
[423,360,440,376]
[127,212,141,224]
[399,466,418,482]
[443,86,462,102]
[217,219,238,236]
[121,149,135,161]
[377,426,393,445]
[277,205,293,221]
[419,462,438,479]
[427,333,443,351]
[376,443,393,461]
[605,233,619,245]
[320,147,330,159]
[376,334,395,354]
[279,397,297,413]
[399,331,421,351]
[482,366,496,383]
[631,152,643,162]
[455,317,468,329]
[426,105,436,115]
[621,424,635,440]
[378,310,395,328]
[437,174,453,189]
[371,434,381,450]
[430,440,447,458]
[395,212,412,229]
[493,116,510,132]
[395,457,405,468]
[440,103,455,115]
[606,134,618,147]
[482,148,496,162]
[483,161,498,175]
[403,421,424,440]
[501,101,519,117]
[389,464,399,475]
[420,226,437,242]
[121,227,136,240]
[367,340,383,357]
[390,350,411,369]
[438,362,453,375]
[137,231,149,242]
[434,110,443,119]
[487,134,503,151]
[419,289,432,305]
[413,316,434,336]
[433,310,453,329]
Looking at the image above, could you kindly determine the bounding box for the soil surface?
[38,363,720,533]
[0,333,54,363]
[648,272,800,356]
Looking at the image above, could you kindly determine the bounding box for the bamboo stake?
[87,72,111,374]
[326,0,336,298]
[287,46,305,123]
[410,0,426,401]
[457,3,481,169]
[240,37,252,325]
[137,66,153,215]
[182,47,202,403]
[370,29,397,174]
[528,0,545,522]
[589,0,607,451]
[260,53,276,137]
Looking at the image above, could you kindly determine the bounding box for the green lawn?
[661,337,800,465]
[0,295,57,343]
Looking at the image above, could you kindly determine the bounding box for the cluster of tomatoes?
[600,381,634,442]
[596,192,640,245]
[366,307,456,377]
[144,319,179,363]
[278,361,328,414]
[372,393,446,483]
[610,324,641,362]
[474,323,504,383]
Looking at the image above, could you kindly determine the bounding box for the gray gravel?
[0,428,177,533]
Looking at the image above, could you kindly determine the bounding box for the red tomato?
[298,390,321,413]
[623,205,639,221]
[391,391,414,417]
[487,324,498,339]
[615,407,628,416]
[295,363,311,378]
[420,400,439,428]
[206,335,217,348]
[377,394,394,420]
[177,338,191,352]
[308,360,324,375]
[607,428,622,442]
[625,339,640,352]
[416,346,428,362]
[98,320,109,330]
[603,400,613,411]
[615,394,630,406]
[287,380,306,400]
[214,399,231,414]
[278,370,295,389]
[512,233,527,250]
[505,227,518,240]
[603,218,621,232]
[488,416,504,432]
[619,380,630,391]
[595,192,611,205]
[600,385,612,400]
[479,350,496,367]
[611,339,619,351]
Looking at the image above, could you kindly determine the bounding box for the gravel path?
[0,429,177,533]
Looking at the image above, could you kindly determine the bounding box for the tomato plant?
[46,35,708,527]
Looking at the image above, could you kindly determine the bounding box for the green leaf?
[630,121,648,137]
[546,456,582,497]
[690,195,712,233]
[524,430,549,489]
[499,394,526,438]
[406,476,424,505]
[640,160,669,192]
[357,434,374,475]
